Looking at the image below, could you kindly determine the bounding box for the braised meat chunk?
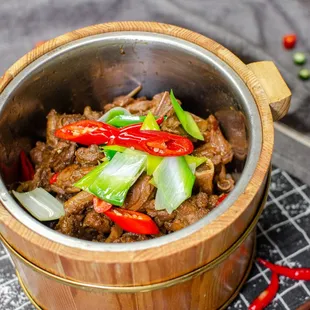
[215,110,248,161]
[165,192,211,232]
[14,89,243,243]
[124,174,155,211]
[193,115,233,165]
[51,164,95,195]
[75,145,104,166]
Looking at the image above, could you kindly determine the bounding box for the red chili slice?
[104,207,159,235]
[115,128,194,156]
[93,197,112,213]
[49,172,59,185]
[216,194,228,206]
[55,120,194,157]
[55,120,119,146]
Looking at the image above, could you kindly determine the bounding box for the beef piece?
[160,114,188,136]
[75,145,104,166]
[56,211,103,241]
[195,159,215,195]
[158,93,192,136]
[113,232,150,243]
[125,91,174,116]
[192,192,209,209]
[51,142,76,172]
[64,191,94,215]
[145,200,176,228]
[215,110,248,160]
[17,163,52,192]
[30,142,46,166]
[215,164,235,193]
[104,85,142,112]
[56,193,76,202]
[193,115,233,165]
[83,210,112,233]
[153,91,173,118]
[46,109,85,147]
[126,99,156,115]
[105,225,123,243]
[46,109,59,147]
[19,141,76,192]
[56,214,84,237]
[124,174,155,211]
[104,96,135,112]
[165,193,210,232]
[208,195,219,209]
[21,141,53,191]
[190,113,209,135]
[51,164,95,195]
[83,106,103,120]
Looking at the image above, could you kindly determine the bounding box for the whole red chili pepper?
[20,150,35,182]
[283,34,297,49]
[49,172,59,185]
[248,272,279,310]
[258,258,310,281]
[55,120,194,157]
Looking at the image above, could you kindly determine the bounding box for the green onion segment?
[12,188,65,221]
[299,68,310,80]
[74,161,109,191]
[100,145,126,161]
[184,155,207,168]
[153,156,195,213]
[170,90,204,141]
[141,112,160,131]
[141,112,163,175]
[107,115,147,127]
[98,107,131,123]
[88,150,147,206]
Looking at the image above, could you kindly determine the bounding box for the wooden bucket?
[0,22,290,310]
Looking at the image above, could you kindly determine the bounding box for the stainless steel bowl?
[0,32,262,251]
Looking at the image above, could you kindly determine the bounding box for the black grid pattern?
[0,166,310,310]
[229,167,310,310]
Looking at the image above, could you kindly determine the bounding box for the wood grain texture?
[12,230,255,310]
[0,21,282,301]
[248,61,291,121]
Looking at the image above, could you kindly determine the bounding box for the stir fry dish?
[12,88,248,243]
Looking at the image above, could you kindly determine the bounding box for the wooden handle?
[247,61,291,121]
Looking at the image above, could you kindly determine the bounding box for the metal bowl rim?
[0,31,262,252]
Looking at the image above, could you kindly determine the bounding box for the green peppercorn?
[293,52,307,65]
[299,68,310,80]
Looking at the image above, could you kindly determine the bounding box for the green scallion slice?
[293,52,306,65]
[299,68,310,80]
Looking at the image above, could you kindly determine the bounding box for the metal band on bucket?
[15,236,257,310]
